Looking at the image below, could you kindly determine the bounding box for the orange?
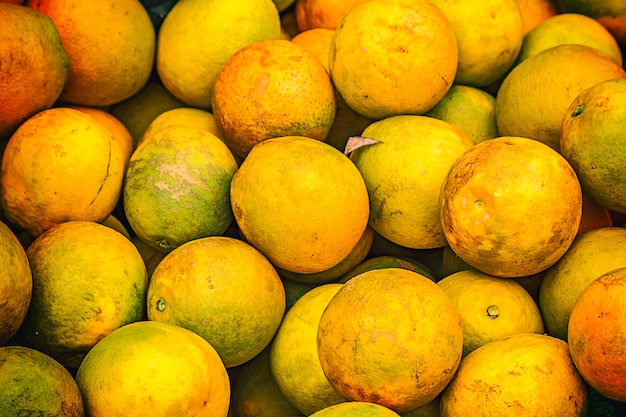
[110,81,187,146]
[139,107,223,148]
[350,115,474,249]
[539,226,626,340]
[230,136,369,274]
[1,107,126,237]
[75,320,231,417]
[516,13,623,65]
[71,105,135,170]
[22,220,148,369]
[429,0,524,87]
[554,0,626,47]
[495,43,626,151]
[561,77,626,214]
[310,402,401,417]
[400,397,441,417]
[329,0,458,119]
[437,270,544,356]
[147,236,286,368]
[294,0,368,31]
[578,193,614,235]
[100,214,132,240]
[156,0,281,109]
[440,136,582,278]
[0,220,31,346]
[276,225,374,285]
[28,0,155,106]
[317,268,463,414]
[424,85,500,144]
[123,125,238,252]
[270,283,346,415]
[229,345,304,417]
[568,267,626,402]
[0,346,84,416]
[0,3,69,137]
[440,333,588,417]
[212,38,336,158]
[515,0,559,34]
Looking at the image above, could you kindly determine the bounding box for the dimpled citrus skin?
[230,136,370,274]
[329,0,458,120]
[440,136,582,278]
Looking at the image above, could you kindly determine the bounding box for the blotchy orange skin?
[568,268,626,402]
[440,136,582,278]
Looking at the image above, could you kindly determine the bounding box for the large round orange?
[440,136,582,277]
[568,267,626,402]
[317,268,463,414]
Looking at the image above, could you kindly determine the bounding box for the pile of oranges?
[1,0,626,416]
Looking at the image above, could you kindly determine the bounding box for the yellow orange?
[495,43,626,151]
[317,268,463,413]
[294,0,368,31]
[350,115,474,249]
[515,0,559,34]
[329,0,458,119]
[1,107,126,237]
[230,136,370,274]
[440,333,588,417]
[75,321,231,417]
[147,236,286,368]
[440,136,582,277]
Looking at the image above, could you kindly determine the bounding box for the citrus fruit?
[350,115,474,249]
[273,0,295,12]
[123,125,238,252]
[1,107,126,237]
[0,220,31,346]
[516,13,623,65]
[539,226,626,341]
[554,0,626,47]
[437,269,544,356]
[22,220,148,369]
[424,85,500,144]
[339,255,436,284]
[515,0,559,34]
[0,346,84,416]
[440,136,583,278]
[294,0,368,31]
[290,28,335,72]
[310,402,401,417]
[28,0,155,106]
[317,268,463,413]
[560,77,626,214]
[75,320,231,417]
[212,38,336,158]
[270,283,346,415]
[71,105,135,170]
[230,345,304,417]
[276,225,374,285]
[568,267,626,402]
[139,107,222,147]
[0,3,69,137]
[578,193,614,235]
[147,236,286,368]
[100,214,132,240]
[400,397,441,417]
[429,0,524,87]
[329,0,458,119]
[109,81,187,146]
[440,333,588,417]
[230,136,369,274]
[156,0,281,109]
[495,43,626,151]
